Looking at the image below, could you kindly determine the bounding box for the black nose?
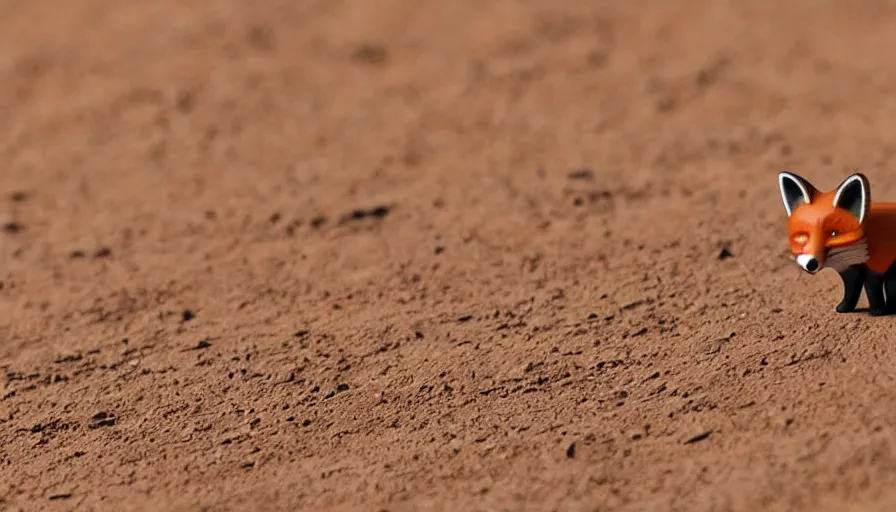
[805,258,819,272]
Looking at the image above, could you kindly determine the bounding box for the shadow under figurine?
[777,171,896,316]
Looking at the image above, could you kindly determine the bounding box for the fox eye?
[793,233,809,244]
[830,230,839,237]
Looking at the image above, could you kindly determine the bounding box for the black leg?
[836,264,867,313]
[866,269,888,316]
[885,264,896,315]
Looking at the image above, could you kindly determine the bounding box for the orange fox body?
[778,171,896,315]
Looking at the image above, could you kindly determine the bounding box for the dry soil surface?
[4,1,896,511]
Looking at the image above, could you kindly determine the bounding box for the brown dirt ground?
[5,1,896,511]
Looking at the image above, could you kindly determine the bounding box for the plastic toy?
[777,171,896,316]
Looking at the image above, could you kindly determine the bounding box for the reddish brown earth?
[5,1,896,511]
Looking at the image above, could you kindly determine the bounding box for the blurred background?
[3,1,896,510]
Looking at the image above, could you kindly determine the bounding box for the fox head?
[777,171,870,274]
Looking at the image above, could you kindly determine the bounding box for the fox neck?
[824,237,869,272]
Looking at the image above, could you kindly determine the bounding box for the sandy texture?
[4,1,896,510]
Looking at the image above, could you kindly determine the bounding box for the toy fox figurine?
[778,171,896,316]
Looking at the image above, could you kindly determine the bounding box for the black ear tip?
[845,171,868,180]
[843,173,870,189]
[778,172,797,188]
[778,171,811,187]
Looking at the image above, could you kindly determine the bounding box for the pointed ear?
[778,171,817,217]
[832,173,870,223]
